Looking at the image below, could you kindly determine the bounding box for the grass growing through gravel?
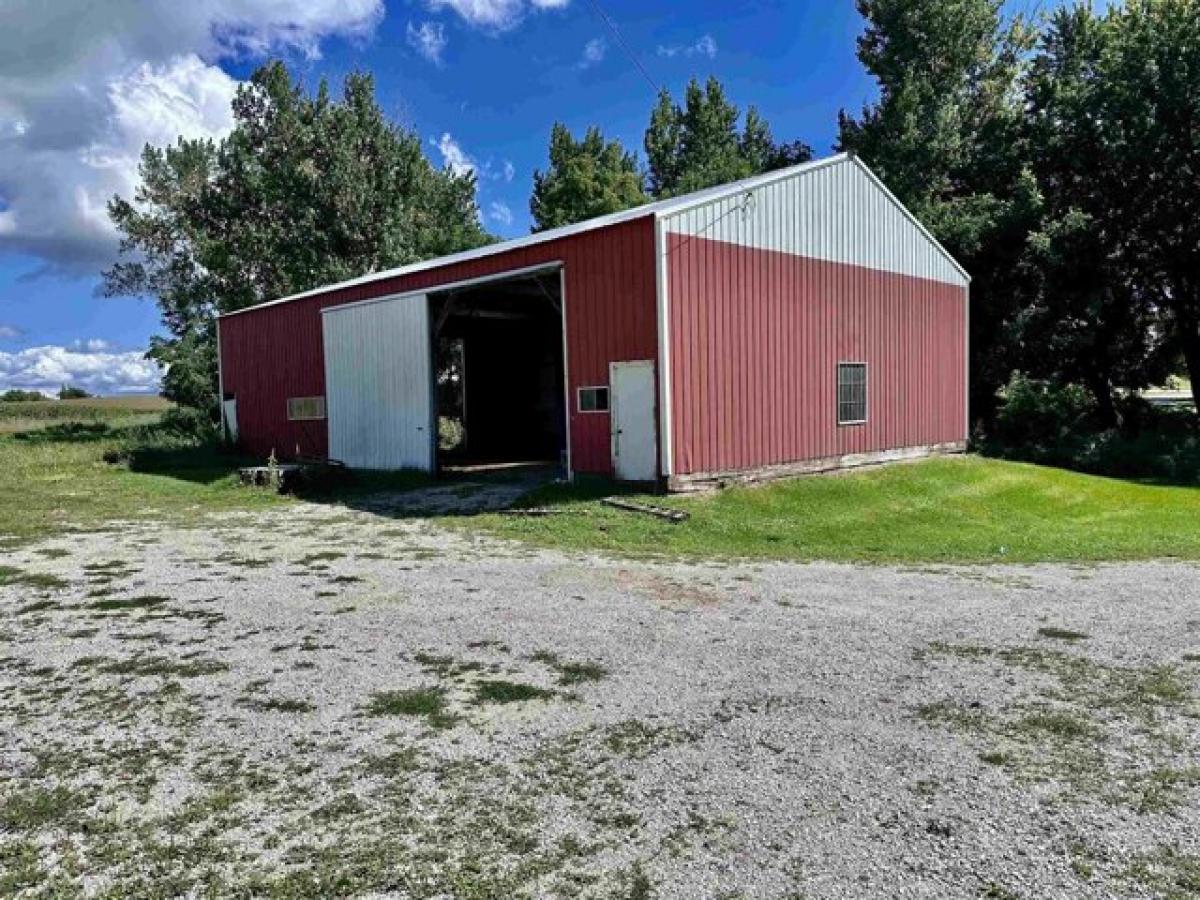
[90,595,170,612]
[0,785,89,831]
[365,688,458,729]
[1122,846,1200,899]
[1037,626,1090,642]
[472,679,556,705]
[0,566,68,591]
[915,640,1200,812]
[530,651,609,686]
[471,456,1200,563]
[237,696,316,714]
[97,655,228,679]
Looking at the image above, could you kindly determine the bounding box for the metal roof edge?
[220,209,656,319]
[220,153,866,320]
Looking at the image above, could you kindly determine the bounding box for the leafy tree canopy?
[646,77,812,198]
[530,124,648,232]
[529,77,812,230]
[1096,0,1200,412]
[105,61,491,412]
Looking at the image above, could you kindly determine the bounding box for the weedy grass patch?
[472,679,557,705]
[0,404,286,547]
[915,641,1199,811]
[90,595,170,612]
[0,566,68,592]
[364,688,459,729]
[530,651,609,686]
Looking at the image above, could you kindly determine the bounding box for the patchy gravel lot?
[1,494,1199,898]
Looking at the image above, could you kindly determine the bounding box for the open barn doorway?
[430,267,567,479]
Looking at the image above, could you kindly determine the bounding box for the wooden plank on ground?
[601,497,689,524]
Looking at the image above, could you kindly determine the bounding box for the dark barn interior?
[430,271,565,470]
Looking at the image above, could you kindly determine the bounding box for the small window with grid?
[287,396,326,421]
[837,363,867,425]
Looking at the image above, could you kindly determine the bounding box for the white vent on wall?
[287,396,326,421]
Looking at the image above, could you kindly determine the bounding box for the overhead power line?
[582,0,662,96]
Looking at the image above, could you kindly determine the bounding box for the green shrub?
[984,373,1200,483]
[990,374,1097,449]
[157,405,218,439]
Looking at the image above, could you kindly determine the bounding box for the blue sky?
[0,0,1048,393]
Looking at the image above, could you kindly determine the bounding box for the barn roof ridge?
[221,152,966,320]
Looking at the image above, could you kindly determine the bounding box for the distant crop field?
[0,395,171,434]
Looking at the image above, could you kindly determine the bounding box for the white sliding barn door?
[322,295,435,471]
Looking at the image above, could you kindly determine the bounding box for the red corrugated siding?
[219,216,659,475]
[668,235,967,476]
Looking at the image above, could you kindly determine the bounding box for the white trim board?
[654,215,673,477]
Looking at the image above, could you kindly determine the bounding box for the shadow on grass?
[977,444,1200,490]
[295,463,573,520]
[123,444,263,487]
[502,475,644,509]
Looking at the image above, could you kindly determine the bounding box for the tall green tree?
[1022,5,1168,425]
[645,77,812,198]
[838,0,1039,422]
[105,61,491,412]
[1097,0,1200,413]
[529,124,647,232]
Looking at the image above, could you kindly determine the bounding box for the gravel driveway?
[1,495,1198,898]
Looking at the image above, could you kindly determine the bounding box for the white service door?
[323,295,434,471]
[610,360,657,482]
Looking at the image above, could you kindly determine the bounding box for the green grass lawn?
[0,396,430,548]
[471,456,1200,564]
[4,395,1200,564]
[0,398,287,547]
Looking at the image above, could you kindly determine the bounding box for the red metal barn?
[218,153,969,489]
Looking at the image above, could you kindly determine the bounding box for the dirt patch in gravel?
[0,501,1198,898]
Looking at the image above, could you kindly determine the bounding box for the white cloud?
[488,201,514,227]
[503,160,516,182]
[657,34,718,60]
[0,345,162,396]
[424,0,569,32]
[579,38,607,69]
[434,133,475,176]
[73,338,112,352]
[406,21,448,64]
[0,325,22,339]
[0,0,384,278]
